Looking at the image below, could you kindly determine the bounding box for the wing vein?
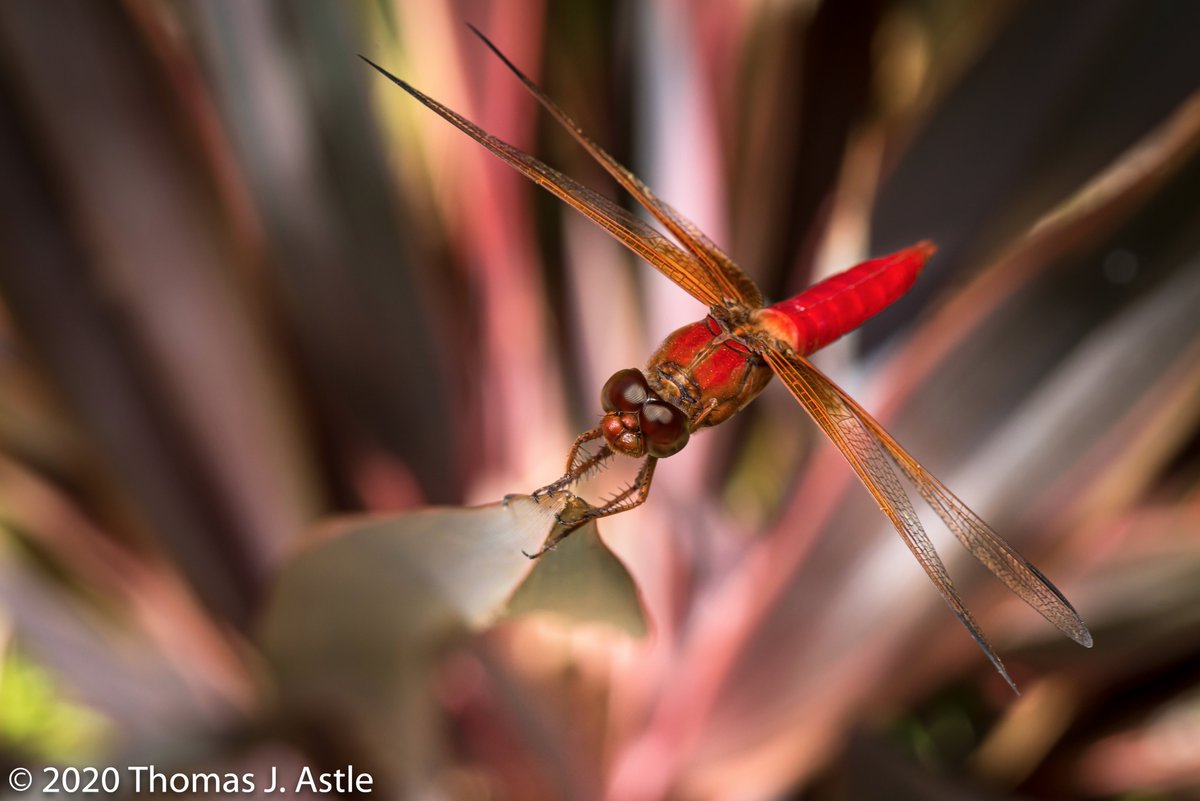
[362,57,722,307]
[466,25,762,308]
[814,375,1093,648]
[765,351,1019,691]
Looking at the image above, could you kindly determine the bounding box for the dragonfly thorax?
[599,368,690,458]
[645,316,774,431]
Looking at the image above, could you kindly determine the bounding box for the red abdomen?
[754,242,935,355]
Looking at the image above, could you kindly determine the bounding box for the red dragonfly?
[362,28,1092,689]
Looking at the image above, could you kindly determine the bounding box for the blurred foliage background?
[1,0,1199,799]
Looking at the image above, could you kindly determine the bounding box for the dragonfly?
[362,27,1092,690]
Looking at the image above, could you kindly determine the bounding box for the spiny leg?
[573,456,657,522]
[525,457,658,559]
[565,427,603,473]
[533,427,611,500]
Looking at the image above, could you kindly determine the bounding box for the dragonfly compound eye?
[601,368,650,413]
[640,399,690,458]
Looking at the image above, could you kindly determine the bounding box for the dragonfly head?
[599,368,690,459]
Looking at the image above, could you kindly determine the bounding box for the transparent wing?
[764,350,1019,692]
[805,360,1093,649]
[466,25,763,308]
[362,57,724,308]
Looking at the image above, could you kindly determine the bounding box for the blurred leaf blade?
[260,494,643,792]
[0,1,322,622]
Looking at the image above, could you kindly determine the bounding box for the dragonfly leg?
[565,427,605,474]
[532,428,611,500]
[559,456,657,525]
[524,457,658,559]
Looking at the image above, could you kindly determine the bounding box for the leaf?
[258,494,644,791]
[503,515,646,637]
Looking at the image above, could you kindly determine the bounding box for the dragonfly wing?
[764,351,1018,692]
[810,368,1093,649]
[467,25,764,308]
[362,57,724,308]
